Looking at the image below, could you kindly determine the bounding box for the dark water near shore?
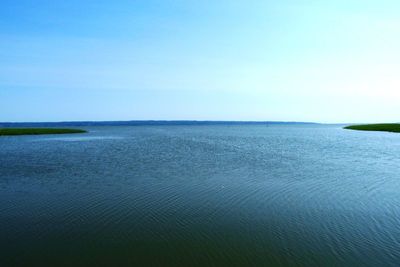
[1,125,400,266]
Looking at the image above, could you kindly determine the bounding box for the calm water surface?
[1,125,400,266]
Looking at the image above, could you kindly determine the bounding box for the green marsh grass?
[344,124,400,133]
[0,128,87,136]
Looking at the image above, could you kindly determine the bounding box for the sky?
[1,0,399,123]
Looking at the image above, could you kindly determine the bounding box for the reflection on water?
[1,125,400,266]
[36,136,124,142]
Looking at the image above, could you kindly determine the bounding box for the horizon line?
[0,119,352,125]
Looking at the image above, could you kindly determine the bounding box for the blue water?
[1,125,400,266]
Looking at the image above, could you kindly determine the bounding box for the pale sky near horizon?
[1,0,399,123]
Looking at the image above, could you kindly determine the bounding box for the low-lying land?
[0,128,87,136]
[344,124,400,133]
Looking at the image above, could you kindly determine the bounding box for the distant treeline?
[0,120,318,127]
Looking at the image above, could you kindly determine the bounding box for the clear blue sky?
[1,0,399,123]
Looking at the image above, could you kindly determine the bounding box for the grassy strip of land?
[0,128,87,136]
[344,124,400,133]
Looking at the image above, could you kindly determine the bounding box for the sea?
[1,123,400,266]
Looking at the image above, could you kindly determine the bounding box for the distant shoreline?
[0,120,320,128]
